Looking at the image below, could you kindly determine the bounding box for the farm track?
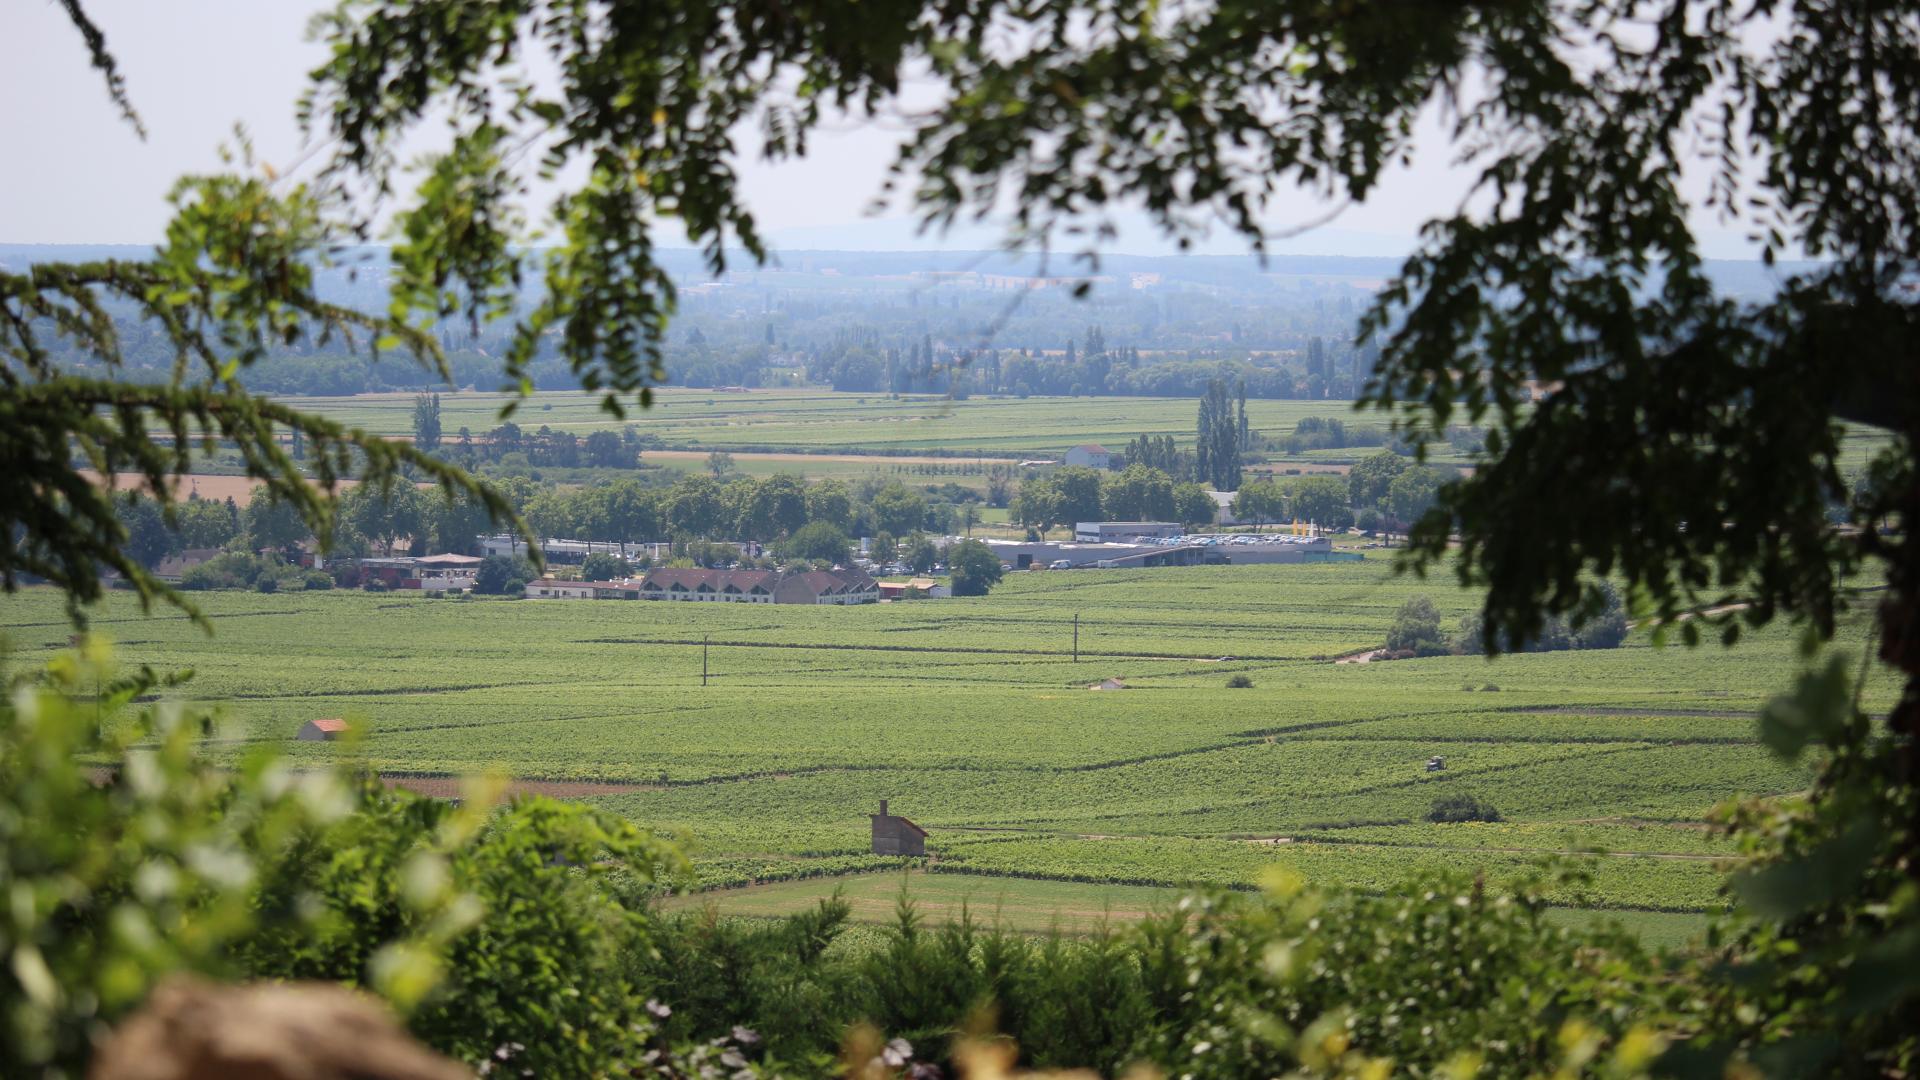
[577,635,1293,662]
[206,679,561,701]
[1500,706,1755,718]
[988,743,1661,831]
[931,824,1733,861]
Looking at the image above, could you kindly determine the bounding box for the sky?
[2,0,1763,261]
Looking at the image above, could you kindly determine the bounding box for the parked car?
[1049,559,1073,570]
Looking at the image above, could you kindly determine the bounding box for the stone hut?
[297,718,349,742]
[870,799,927,856]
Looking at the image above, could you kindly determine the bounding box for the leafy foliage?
[0,640,680,1077]
[945,539,1003,597]
[1384,596,1448,658]
[472,554,535,595]
[1427,793,1503,824]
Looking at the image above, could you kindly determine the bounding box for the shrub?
[1226,673,1254,688]
[1,641,686,1079]
[775,522,852,567]
[1427,793,1503,823]
[580,552,632,581]
[1384,596,1448,657]
[303,570,334,590]
[363,580,388,593]
[180,551,267,591]
[947,539,1005,597]
[254,576,278,593]
[1453,582,1628,654]
[473,553,535,595]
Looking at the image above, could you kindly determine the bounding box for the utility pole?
[1073,613,1079,663]
[702,634,709,687]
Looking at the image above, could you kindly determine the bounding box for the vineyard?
[3,561,1892,936]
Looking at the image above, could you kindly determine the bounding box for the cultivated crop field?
[2,562,1893,938]
[297,387,1895,473]
[298,388,1437,461]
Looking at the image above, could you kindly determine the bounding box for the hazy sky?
[3,0,1761,260]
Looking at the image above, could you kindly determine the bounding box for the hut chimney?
[879,799,889,818]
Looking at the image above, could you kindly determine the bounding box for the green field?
[663,870,1715,949]
[299,388,1431,462]
[4,562,1893,929]
[296,387,1896,473]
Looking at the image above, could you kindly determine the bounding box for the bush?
[473,553,536,595]
[946,539,1005,597]
[363,580,388,593]
[1453,582,1629,654]
[254,575,278,593]
[775,522,853,566]
[1427,793,1503,823]
[303,570,334,590]
[580,552,633,581]
[1,642,686,1079]
[1384,596,1449,657]
[1226,673,1254,688]
[179,551,266,591]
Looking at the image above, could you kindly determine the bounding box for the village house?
[526,566,880,605]
[1064,443,1114,469]
[153,548,222,583]
[524,578,639,600]
[870,800,927,856]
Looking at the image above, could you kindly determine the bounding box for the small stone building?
[297,718,349,742]
[870,799,927,856]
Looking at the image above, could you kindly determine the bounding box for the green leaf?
[1757,655,1852,761]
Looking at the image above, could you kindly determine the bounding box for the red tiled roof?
[308,718,349,732]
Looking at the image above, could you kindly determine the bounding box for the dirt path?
[1333,648,1385,664]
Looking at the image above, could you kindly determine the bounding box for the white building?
[1075,521,1184,542]
[1206,490,1239,526]
[1064,444,1114,469]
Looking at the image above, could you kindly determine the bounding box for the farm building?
[646,567,877,605]
[1090,678,1128,691]
[870,800,927,856]
[413,553,484,591]
[979,538,1226,570]
[297,718,348,741]
[153,548,222,583]
[478,534,692,565]
[521,567,877,604]
[1205,490,1239,525]
[878,577,948,600]
[1064,444,1114,469]
[525,578,642,600]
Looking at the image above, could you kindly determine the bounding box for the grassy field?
[4,561,1894,931]
[661,870,1715,950]
[297,388,1443,461]
[293,387,1896,473]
